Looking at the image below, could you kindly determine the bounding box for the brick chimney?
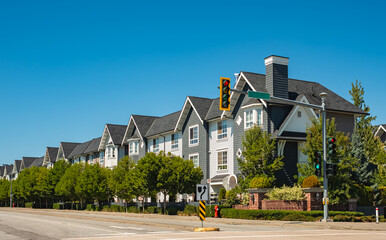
[264,55,289,99]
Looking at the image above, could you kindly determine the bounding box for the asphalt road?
[0,208,385,240]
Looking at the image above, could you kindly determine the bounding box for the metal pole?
[320,92,329,221]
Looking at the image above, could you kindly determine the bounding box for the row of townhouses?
[4,55,382,198]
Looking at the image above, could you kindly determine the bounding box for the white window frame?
[189,125,199,146]
[129,141,139,155]
[189,153,199,168]
[171,133,179,149]
[153,138,159,152]
[217,120,228,140]
[217,150,228,171]
[99,151,104,164]
[244,108,263,129]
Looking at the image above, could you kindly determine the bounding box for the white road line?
[149,231,173,234]
[165,232,386,240]
[109,225,144,230]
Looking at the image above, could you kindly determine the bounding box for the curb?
[193,227,220,232]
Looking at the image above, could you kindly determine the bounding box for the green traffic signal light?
[219,77,231,111]
[314,151,322,176]
[327,137,337,161]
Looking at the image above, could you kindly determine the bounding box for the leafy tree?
[31,166,50,208]
[47,159,69,201]
[14,168,33,203]
[110,156,143,212]
[351,129,373,186]
[237,125,283,188]
[137,152,163,202]
[0,179,10,206]
[55,163,84,208]
[299,117,356,204]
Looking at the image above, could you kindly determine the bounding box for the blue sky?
[1,1,385,165]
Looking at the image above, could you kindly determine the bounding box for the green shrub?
[102,205,111,212]
[218,188,227,200]
[183,205,198,216]
[249,175,274,188]
[281,212,315,221]
[353,184,374,206]
[128,206,139,213]
[110,205,122,212]
[86,204,95,211]
[53,203,61,210]
[25,202,33,208]
[147,206,157,214]
[301,175,320,188]
[266,186,305,201]
[224,188,240,207]
[380,187,386,205]
[166,207,179,215]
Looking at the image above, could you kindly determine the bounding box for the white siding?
[164,132,182,157]
[208,119,234,180]
[285,106,312,133]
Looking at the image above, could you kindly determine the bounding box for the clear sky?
[1,1,385,165]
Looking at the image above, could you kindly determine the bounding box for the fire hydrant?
[214,205,219,218]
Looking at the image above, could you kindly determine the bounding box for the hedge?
[53,203,62,210]
[219,208,364,221]
[25,202,33,208]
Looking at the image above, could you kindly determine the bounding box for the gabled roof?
[13,160,22,172]
[175,96,213,131]
[84,137,102,154]
[47,147,59,163]
[106,124,127,145]
[374,124,386,138]
[145,111,181,137]
[68,139,94,158]
[60,142,80,159]
[0,166,4,176]
[30,157,44,168]
[239,71,367,115]
[205,98,223,121]
[122,115,158,144]
[4,164,13,176]
[21,157,40,170]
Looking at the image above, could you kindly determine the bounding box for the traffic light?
[314,151,322,177]
[219,77,231,111]
[327,137,337,161]
[326,163,337,177]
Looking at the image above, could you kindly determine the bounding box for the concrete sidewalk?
[2,207,385,232]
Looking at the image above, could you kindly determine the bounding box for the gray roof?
[4,164,13,175]
[241,71,366,115]
[210,174,230,182]
[132,115,158,138]
[22,157,40,169]
[145,111,181,137]
[189,96,213,120]
[30,157,44,168]
[106,124,127,145]
[14,160,21,172]
[68,139,94,158]
[84,137,101,154]
[61,142,80,158]
[205,98,223,120]
[47,147,59,163]
[0,166,4,176]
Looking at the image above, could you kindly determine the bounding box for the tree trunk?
[163,192,167,214]
[80,198,83,210]
[125,200,128,213]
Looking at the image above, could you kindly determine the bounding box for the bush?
[218,188,227,200]
[380,187,386,205]
[249,175,274,188]
[86,204,95,211]
[224,188,240,207]
[166,207,179,215]
[25,202,33,208]
[301,175,320,188]
[266,186,305,201]
[53,203,61,210]
[128,206,139,213]
[354,185,374,206]
[102,205,111,212]
[147,206,157,214]
[183,205,198,216]
[281,212,315,221]
[110,205,122,212]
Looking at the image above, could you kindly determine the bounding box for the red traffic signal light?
[219,77,231,111]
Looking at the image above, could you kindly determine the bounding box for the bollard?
[376,207,379,224]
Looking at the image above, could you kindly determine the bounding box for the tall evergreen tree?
[351,129,373,186]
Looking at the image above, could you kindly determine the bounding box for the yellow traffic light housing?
[220,77,231,111]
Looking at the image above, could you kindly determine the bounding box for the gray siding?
[267,105,292,134]
[326,112,355,135]
[182,107,208,184]
[266,63,288,99]
[380,132,386,144]
[128,127,147,163]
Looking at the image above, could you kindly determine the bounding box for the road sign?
[248,91,270,100]
[196,184,208,201]
[199,201,206,221]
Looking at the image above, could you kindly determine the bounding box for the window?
[217,151,228,171]
[189,125,198,145]
[189,154,199,168]
[107,147,111,157]
[245,110,253,128]
[298,111,302,118]
[99,151,104,164]
[153,138,159,152]
[112,146,115,157]
[171,133,178,149]
[256,109,262,126]
[129,141,139,154]
[217,121,228,139]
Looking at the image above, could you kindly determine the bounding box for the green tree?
[55,163,84,208]
[14,168,33,203]
[31,167,50,208]
[47,159,69,202]
[0,179,10,206]
[110,156,143,212]
[137,152,163,202]
[237,125,283,188]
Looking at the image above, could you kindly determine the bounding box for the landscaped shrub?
[354,185,374,206]
[183,205,198,216]
[281,212,315,221]
[25,202,33,208]
[249,175,274,188]
[218,188,227,200]
[110,205,122,212]
[266,185,305,201]
[53,203,61,210]
[86,204,95,211]
[102,205,111,212]
[166,207,179,215]
[380,187,386,205]
[128,206,139,213]
[224,188,240,207]
[301,175,320,188]
[147,206,157,214]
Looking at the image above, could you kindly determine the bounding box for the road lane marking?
[165,231,386,240]
[110,226,145,230]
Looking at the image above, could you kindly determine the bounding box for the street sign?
[196,184,208,201]
[199,200,206,221]
[248,91,270,100]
